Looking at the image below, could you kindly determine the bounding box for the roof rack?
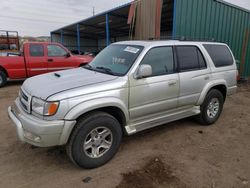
[148,36,216,42]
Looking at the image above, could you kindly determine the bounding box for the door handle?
[168,80,177,86]
[48,59,53,62]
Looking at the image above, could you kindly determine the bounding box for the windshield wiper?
[82,64,93,70]
[96,66,116,75]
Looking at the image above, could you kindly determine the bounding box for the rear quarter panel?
[202,44,237,88]
[197,43,237,104]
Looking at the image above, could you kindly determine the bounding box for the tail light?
[236,70,240,81]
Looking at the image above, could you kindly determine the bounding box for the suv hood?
[22,68,117,100]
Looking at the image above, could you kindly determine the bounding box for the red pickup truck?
[0,42,93,87]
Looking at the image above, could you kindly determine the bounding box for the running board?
[125,106,200,135]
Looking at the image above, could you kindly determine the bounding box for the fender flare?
[0,65,9,77]
[64,97,129,122]
[197,79,227,105]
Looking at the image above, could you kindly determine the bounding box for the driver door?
[46,44,76,72]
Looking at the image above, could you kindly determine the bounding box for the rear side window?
[198,49,206,69]
[176,46,206,72]
[203,44,234,67]
[29,44,44,57]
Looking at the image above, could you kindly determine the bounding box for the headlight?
[32,97,59,116]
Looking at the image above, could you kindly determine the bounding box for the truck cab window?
[30,44,44,57]
[47,45,67,57]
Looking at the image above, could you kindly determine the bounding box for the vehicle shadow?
[7,80,24,87]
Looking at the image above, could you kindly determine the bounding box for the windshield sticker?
[112,57,126,64]
[124,46,140,54]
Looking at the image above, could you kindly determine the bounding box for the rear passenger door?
[46,44,76,72]
[26,44,48,77]
[176,45,211,107]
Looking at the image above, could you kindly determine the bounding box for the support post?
[105,13,110,46]
[6,31,10,50]
[50,32,53,42]
[77,24,81,52]
[60,29,64,44]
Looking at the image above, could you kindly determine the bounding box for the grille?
[19,89,31,113]
[20,90,28,101]
[20,100,28,110]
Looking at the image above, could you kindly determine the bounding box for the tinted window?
[176,46,206,72]
[30,44,44,57]
[47,45,67,56]
[140,47,174,76]
[203,44,234,67]
[197,49,206,69]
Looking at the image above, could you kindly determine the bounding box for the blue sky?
[0,0,249,36]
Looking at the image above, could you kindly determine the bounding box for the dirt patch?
[0,83,250,188]
[117,157,185,188]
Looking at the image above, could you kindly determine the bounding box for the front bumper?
[8,98,76,147]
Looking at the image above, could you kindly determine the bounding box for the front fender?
[197,79,227,105]
[64,97,129,122]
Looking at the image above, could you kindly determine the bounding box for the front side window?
[140,46,174,76]
[87,44,143,76]
[176,46,206,72]
[30,44,44,57]
[203,44,234,67]
[47,45,67,57]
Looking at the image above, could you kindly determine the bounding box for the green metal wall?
[174,0,250,77]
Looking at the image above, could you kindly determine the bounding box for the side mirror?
[65,52,71,58]
[136,64,152,79]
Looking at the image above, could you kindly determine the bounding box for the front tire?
[197,89,224,125]
[66,112,122,169]
[0,71,7,87]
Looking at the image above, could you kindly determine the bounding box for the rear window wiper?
[96,66,116,75]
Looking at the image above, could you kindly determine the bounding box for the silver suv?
[8,40,237,168]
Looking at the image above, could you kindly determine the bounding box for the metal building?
[51,0,250,78]
[51,3,132,53]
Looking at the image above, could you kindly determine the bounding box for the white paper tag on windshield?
[124,46,140,54]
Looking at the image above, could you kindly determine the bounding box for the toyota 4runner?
[8,40,237,168]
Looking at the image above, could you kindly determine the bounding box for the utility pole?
[92,7,95,16]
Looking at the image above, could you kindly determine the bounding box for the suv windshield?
[85,44,144,76]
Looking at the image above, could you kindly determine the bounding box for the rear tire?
[196,89,224,125]
[0,71,7,88]
[66,111,122,169]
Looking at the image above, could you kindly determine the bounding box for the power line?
[1,9,90,21]
[20,0,93,11]
[0,15,71,24]
[1,1,92,16]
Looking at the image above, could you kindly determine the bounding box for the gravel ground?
[0,81,249,188]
